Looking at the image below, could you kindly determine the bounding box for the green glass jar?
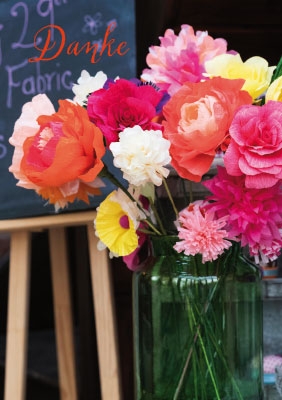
[132,236,263,400]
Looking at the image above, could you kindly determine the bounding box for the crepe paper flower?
[141,24,230,96]
[122,224,148,271]
[9,94,106,210]
[109,126,171,187]
[203,166,282,263]
[72,70,108,106]
[86,78,168,146]
[162,77,252,182]
[174,201,232,263]
[94,189,144,256]
[205,54,276,101]
[224,100,282,189]
[265,76,282,102]
[9,94,55,190]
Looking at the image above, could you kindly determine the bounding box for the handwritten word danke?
[29,21,129,64]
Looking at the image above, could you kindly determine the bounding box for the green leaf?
[271,55,282,83]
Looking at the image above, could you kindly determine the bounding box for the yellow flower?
[205,54,275,100]
[95,190,139,256]
[265,76,282,102]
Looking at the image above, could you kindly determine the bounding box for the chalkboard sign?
[0,0,136,219]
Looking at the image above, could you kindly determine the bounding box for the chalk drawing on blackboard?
[0,0,136,220]
[82,13,103,36]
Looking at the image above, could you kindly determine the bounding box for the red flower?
[87,78,167,145]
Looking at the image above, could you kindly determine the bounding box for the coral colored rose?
[224,101,282,189]
[265,76,282,102]
[141,24,230,96]
[87,78,168,146]
[162,77,252,182]
[9,94,106,209]
[205,54,275,101]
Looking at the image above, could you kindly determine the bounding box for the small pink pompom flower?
[174,201,231,262]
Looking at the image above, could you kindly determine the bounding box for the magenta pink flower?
[122,226,148,271]
[174,201,231,262]
[87,78,168,146]
[203,166,282,262]
[141,24,230,96]
[224,100,282,189]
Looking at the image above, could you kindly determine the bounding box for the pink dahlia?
[141,24,230,96]
[174,201,231,262]
[203,166,282,262]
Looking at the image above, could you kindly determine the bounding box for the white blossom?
[72,70,108,105]
[110,126,171,187]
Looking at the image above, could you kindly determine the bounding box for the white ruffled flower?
[110,126,171,187]
[72,70,108,105]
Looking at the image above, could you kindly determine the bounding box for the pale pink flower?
[203,166,282,262]
[9,94,55,191]
[224,101,282,189]
[141,24,229,96]
[174,201,231,262]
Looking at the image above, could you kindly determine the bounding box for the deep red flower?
[87,78,168,145]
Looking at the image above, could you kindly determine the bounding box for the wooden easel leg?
[4,231,31,400]
[49,227,78,400]
[86,222,122,400]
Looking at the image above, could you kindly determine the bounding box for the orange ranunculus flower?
[162,77,252,182]
[10,94,106,209]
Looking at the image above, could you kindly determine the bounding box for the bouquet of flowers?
[9,24,282,269]
[9,23,282,400]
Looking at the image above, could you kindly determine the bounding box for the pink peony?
[87,78,168,146]
[174,201,231,262]
[224,100,282,189]
[203,166,282,262]
[141,24,230,96]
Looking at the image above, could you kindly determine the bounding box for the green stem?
[99,166,137,204]
[173,259,227,400]
[162,178,179,219]
[143,218,162,235]
[201,308,244,400]
[173,283,220,400]
[100,166,162,235]
[188,180,194,203]
[192,309,221,400]
[149,197,167,235]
